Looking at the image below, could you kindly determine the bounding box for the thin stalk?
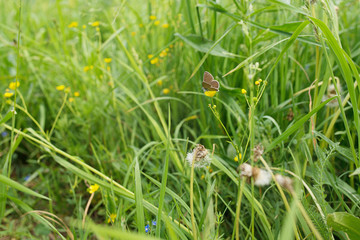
[190,148,199,240]
[233,177,246,240]
[49,93,68,139]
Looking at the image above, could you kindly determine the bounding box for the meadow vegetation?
[1,0,360,239]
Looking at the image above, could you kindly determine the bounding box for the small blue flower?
[1,131,8,137]
[145,224,150,233]
[24,175,30,181]
[152,220,156,226]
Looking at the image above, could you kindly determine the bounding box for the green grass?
[1,0,360,239]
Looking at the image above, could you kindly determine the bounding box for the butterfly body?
[202,71,220,92]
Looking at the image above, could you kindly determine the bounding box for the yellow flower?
[107,66,111,71]
[87,184,99,194]
[241,89,247,94]
[162,88,170,94]
[68,22,78,28]
[258,79,263,83]
[156,80,163,86]
[169,44,174,48]
[149,15,157,20]
[4,92,14,98]
[9,81,20,90]
[255,80,260,86]
[69,97,74,102]
[204,91,217,97]
[213,105,216,108]
[131,31,136,36]
[201,174,205,179]
[162,23,169,28]
[154,20,160,26]
[82,25,86,29]
[159,50,167,58]
[150,57,159,64]
[56,85,65,91]
[108,213,117,223]
[209,168,213,173]
[148,54,154,59]
[104,58,112,63]
[96,27,100,32]
[83,66,90,72]
[65,87,71,93]
[234,154,242,162]
[74,91,80,97]
[90,65,94,70]
[91,21,100,27]
[165,48,169,52]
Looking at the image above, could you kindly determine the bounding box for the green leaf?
[266,96,337,153]
[175,33,237,58]
[349,168,360,177]
[134,157,145,234]
[0,174,50,200]
[327,212,360,239]
[0,111,13,125]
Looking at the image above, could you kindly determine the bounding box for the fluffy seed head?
[186,144,211,169]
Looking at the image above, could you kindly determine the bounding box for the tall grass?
[1,0,360,239]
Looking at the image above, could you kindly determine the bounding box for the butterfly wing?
[202,71,214,90]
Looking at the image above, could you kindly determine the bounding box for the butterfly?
[202,71,220,92]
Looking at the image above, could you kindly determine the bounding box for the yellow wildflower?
[69,97,74,102]
[162,23,169,28]
[108,213,117,223]
[96,27,100,32]
[65,87,71,93]
[255,80,260,86]
[4,92,14,98]
[213,105,216,108]
[131,31,136,36]
[204,91,217,97]
[91,21,100,27]
[148,54,154,59]
[149,15,157,20]
[104,58,112,63]
[156,80,163,86]
[162,88,170,94]
[107,66,111,71]
[87,184,99,194]
[56,85,65,91]
[165,48,169,52]
[241,89,247,94]
[68,22,78,28]
[83,66,90,72]
[234,154,242,162]
[9,81,20,90]
[169,44,174,48]
[82,25,86,29]
[201,174,205,180]
[159,50,167,58]
[90,65,94,70]
[150,57,159,64]
[74,91,80,97]
[209,168,213,173]
[154,20,160,26]
[258,79,263,83]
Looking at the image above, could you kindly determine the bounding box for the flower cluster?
[3,81,20,98]
[56,85,80,102]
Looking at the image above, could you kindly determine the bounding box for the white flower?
[186,144,211,169]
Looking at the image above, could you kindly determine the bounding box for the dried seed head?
[240,163,253,177]
[275,174,294,192]
[252,144,264,162]
[252,167,272,187]
[186,144,211,168]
